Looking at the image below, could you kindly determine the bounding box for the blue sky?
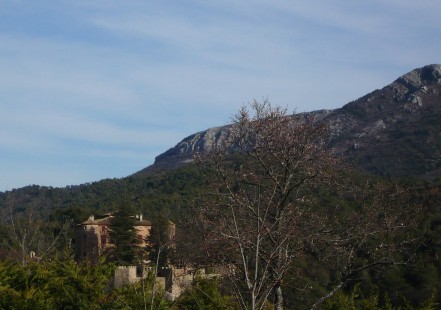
[1,0,440,191]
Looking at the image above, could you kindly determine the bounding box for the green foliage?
[323,285,439,310]
[0,258,174,309]
[173,277,239,310]
[0,150,441,308]
[44,259,114,309]
[283,255,332,309]
[0,164,208,225]
[0,258,115,309]
[108,200,141,265]
[324,288,387,310]
[110,274,170,310]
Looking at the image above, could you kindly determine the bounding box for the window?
[136,265,143,277]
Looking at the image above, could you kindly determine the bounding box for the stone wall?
[113,266,138,288]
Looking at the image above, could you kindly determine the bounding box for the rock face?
[137,64,441,179]
[327,64,441,178]
[136,126,233,174]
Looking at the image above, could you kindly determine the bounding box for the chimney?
[139,214,143,221]
[88,215,94,221]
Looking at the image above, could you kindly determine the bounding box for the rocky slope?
[329,64,441,178]
[137,64,441,179]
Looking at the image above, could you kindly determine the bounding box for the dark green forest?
[0,161,441,309]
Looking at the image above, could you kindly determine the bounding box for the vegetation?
[173,277,240,310]
[0,102,440,308]
[191,101,421,309]
[108,199,141,265]
[193,101,338,309]
[0,257,438,310]
[0,257,178,310]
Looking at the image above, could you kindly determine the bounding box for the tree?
[174,277,240,310]
[108,201,141,265]
[0,258,115,309]
[308,176,419,309]
[196,100,337,310]
[195,100,419,310]
[145,215,175,310]
[147,215,174,269]
[0,204,67,265]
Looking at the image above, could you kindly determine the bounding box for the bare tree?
[196,100,337,310]
[145,219,175,310]
[0,204,67,265]
[195,100,419,310]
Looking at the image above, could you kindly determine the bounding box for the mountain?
[2,65,441,310]
[1,64,440,218]
[137,64,441,180]
[327,64,441,178]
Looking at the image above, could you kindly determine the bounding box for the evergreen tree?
[108,201,140,265]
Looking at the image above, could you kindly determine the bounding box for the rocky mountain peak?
[136,64,441,179]
[395,64,441,90]
[136,126,232,174]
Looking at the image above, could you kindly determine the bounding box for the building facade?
[74,214,153,263]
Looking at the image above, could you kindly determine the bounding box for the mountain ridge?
[1,64,440,219]
[136,64,441,179]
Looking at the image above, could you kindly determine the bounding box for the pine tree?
[108,203,140,265]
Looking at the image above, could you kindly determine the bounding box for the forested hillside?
[0,164,208,222]
[1,65,441,308]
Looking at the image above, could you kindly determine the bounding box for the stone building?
[74,213,187,298]
[74,213,154,263]
[74,213,217,300]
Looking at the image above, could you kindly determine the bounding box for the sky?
[0,0,440,191]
